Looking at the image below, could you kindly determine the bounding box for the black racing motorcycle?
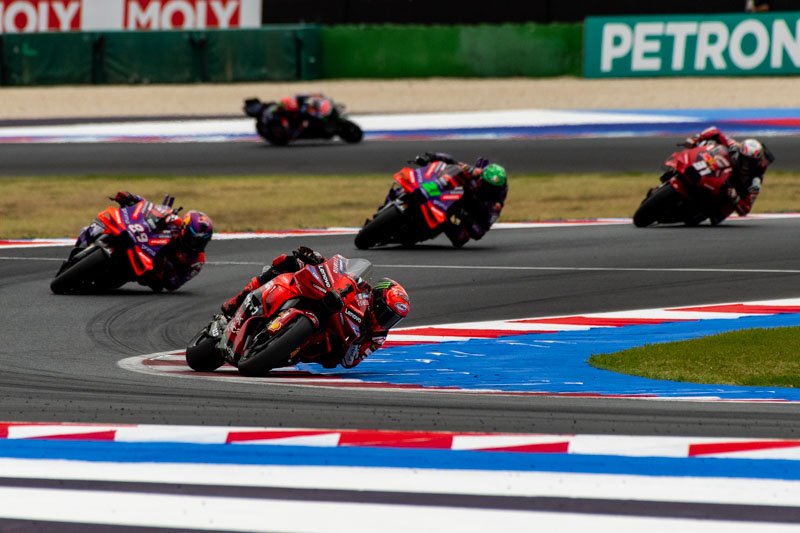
[244,95,363,146]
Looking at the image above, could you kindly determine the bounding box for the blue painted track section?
[299,313,800,400]
[1,439,799,480]
[367,107,800,139]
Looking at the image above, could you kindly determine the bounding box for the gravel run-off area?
[2,76,800,119]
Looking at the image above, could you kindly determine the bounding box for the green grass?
[2,171,800,238]
[589,327,800,388]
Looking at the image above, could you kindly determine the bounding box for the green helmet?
[481,164,507,187]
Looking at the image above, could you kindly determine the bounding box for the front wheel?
[633,183,681,228]
[237,315,316,377]
[185,327,226,372]
[50,245,110,294]
[355,203,404,249]
[337,119,363,143]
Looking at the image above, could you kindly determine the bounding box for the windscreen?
[341,257,373,285]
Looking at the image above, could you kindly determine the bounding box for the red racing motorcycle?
[186,254,374,376]
[633,142,736,227]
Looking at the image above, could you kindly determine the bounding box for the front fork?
[220,289,264,364]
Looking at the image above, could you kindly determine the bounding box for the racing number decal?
[692,161,711,176]
[129,224,149,243]
[422,181,441,197]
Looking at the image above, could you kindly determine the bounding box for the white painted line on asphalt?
[374,264,800,274]
[6,255,800,275]
[1,486,794,533]
[1,458,800,508]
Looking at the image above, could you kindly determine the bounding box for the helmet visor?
[184,226,211,252]
[373,304,404,331]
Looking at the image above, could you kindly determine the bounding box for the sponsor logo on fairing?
[311,283,326,293]
[318,265,332,288]
[344,307,362,324]
[308,266,323,284]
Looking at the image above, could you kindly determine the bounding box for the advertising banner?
[0,0,261,33]
[584,12,800,77]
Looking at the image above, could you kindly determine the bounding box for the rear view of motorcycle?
[244,94,363,146]
[50,195,183,294]
[633,142,735,227]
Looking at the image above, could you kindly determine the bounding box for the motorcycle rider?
[411,152,508,247]
[219,246,410,369]
[682,126,773,222]
[71,191,212,292]
[244,93,338,141]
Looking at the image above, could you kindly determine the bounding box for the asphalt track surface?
[2,134,800,176]
[4,215,800,437]
[4,135,800,440]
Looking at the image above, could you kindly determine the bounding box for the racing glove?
[293,246,325,266]
[112,191,140,207]
[473,157,490,169]
[414,152,457,166]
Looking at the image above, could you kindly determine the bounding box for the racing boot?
[219,254,299,317]
[220,276,262,318]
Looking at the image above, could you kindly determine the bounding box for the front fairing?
[298,256,372,344]
[117,201,179,276]
[665,144,732,199]
[393,163,465,229]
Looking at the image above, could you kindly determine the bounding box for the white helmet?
[736,139,764,174]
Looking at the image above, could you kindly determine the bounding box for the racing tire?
[185,333,226,372]
[50,245,109,294]
[237,315,316,377]
[265,129,290,146]
[633,183,681,228]
[337,119,363,143]
[354,204,404,250]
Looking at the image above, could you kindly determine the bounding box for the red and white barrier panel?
[1,422,800,459]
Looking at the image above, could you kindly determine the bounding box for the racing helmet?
[279,96,299,112]
[733,139,765,175]
[370,278,410,332]
[481,164,507,187]
[179,210,213,253]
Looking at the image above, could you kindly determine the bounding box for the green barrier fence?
[0,22,581,86]
[0,25,322,86]
[321,23,583,78]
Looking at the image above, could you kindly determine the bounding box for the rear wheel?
[355,204,404,249]
[265,127,290,146]
[185,330,226,372]
[633,183,681,228]
[237,315,316,377]
[337,119,363,143]
[50,245,109,294]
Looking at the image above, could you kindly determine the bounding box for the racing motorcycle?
[243,96,363,146]
[355,160,470,249]
[633,142,736,227]
[50,195,182,294]
[185,254,373,377]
